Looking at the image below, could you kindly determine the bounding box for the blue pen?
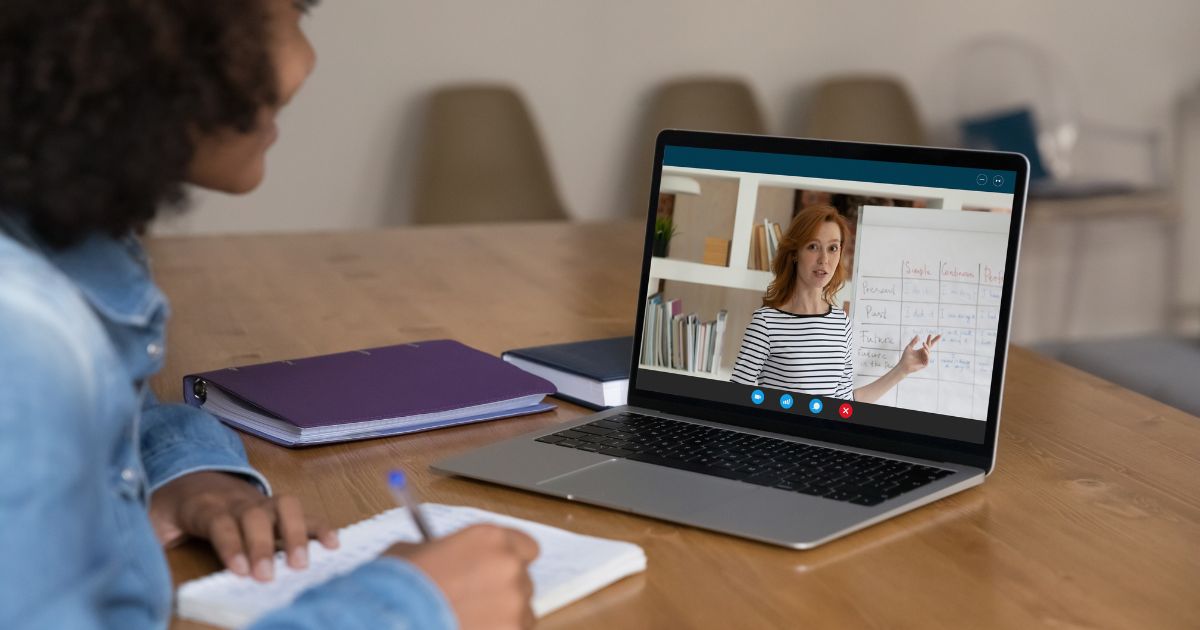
[388,470,436,541]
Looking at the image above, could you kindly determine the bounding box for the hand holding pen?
[381,469,541,630]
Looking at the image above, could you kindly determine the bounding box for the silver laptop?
[434,130,1028,548]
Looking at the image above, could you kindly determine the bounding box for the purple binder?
[184,340,556,447]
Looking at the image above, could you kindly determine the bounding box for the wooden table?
[150,221,1200,630]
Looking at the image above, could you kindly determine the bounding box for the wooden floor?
[149,221,1200,629]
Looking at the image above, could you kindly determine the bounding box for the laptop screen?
[634,140,1022,445]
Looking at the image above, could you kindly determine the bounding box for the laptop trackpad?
[537,459,749,519]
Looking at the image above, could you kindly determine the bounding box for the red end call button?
[838,402,854,419]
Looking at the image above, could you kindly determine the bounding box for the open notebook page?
[177,503,646,629]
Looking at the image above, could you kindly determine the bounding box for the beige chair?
[647,77,767,137]
[413,85,566,224]
[626,77,767,217]
[803,76,925,146]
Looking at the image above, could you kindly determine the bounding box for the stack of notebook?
[185,340,556,447]
[176,503,647,628]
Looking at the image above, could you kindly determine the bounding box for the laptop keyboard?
[535,412,954,507]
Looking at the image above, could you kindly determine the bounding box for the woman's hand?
[149,471,338,582]
[855,334,942,403]
[897,334,941,375]
[387,525,540,630]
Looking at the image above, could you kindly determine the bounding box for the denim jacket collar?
[0,213,164,327]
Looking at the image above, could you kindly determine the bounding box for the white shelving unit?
[649,170,774,294]
[649,168,855,302]
[648,257,773,292]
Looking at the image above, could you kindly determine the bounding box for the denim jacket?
[0,215,455,630]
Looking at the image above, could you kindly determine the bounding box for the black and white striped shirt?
[730,306,855,399]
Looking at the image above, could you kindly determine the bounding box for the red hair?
[763,204,850,308]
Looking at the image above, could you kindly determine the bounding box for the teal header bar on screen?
[663,146,1017,194]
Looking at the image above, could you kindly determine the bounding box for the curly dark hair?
[0,0,316,248]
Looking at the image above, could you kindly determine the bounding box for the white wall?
[153,0,1200,235]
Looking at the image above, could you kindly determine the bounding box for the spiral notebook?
[176,503,647,628]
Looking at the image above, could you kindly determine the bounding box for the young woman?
[730,205,940,403]
[0,2,536,629]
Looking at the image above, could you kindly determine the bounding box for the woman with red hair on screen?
[731,205,939,403]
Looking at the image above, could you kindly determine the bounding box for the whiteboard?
[850,206,1011,421]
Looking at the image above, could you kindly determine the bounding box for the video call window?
[640,155,1014,424]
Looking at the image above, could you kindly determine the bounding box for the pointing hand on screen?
[897,334,942,375]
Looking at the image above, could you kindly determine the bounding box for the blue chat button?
[808,398,824,414]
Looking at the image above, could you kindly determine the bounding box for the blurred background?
[153,0,1200,414]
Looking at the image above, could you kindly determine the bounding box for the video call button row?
[750,388,851,419]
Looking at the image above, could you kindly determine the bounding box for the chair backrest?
[413,84,566,224]
[626,77,767,217]
[648,78,767,137]
[803,76,925,146]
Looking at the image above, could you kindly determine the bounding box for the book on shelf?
[749,219,785,271]
[681,315,689,370]
[712,310,728,373]
[755,224,769,271]
[639,293,728,377]
[702,237,731,266]
[763,218,773,264]
[667,299,681,367]
[672,313,683,370]
[641,293,659,365]
[691,312,700,372]
[752,225,761,270]
[764,218,778,266]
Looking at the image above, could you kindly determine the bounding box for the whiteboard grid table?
[851,206,1011,420]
